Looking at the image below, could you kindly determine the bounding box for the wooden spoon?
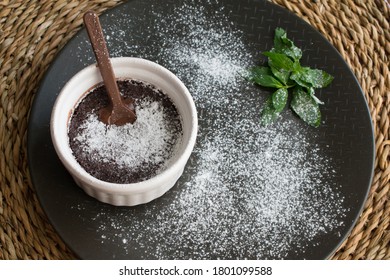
[83,11,136,125]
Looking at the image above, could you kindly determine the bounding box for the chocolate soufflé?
[68,79,183,184]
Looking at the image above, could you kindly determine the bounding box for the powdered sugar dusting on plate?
[155,2,253,107]
[70,0,348,259]
[81,118,346,259]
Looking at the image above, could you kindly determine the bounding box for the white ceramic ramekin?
[50,57,197,206]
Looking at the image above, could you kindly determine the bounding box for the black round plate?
[28,0,374,259]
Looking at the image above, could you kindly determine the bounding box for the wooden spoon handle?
[83,11,122,107]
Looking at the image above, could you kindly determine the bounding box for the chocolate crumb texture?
[68,79,183,184]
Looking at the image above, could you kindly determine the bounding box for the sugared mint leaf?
[247,66,284,88]
[291,87,321,127]
[248,27,333,127]
[273,27,302,61]
[302,67,334,88]
[263,52,294,72]
[272,88,288,113]
[291,67,334,89]
[260,97,280,126]
[290,70,311,88]
[263,51,295,85]
[270,66,290,85]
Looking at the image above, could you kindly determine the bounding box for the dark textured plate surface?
[28,0,374,259]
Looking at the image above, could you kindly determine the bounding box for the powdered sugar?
[73,97,181,171]
[154,3,252,107]
[84,119,345,259]
[69,0,348,259]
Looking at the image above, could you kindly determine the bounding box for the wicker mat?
[0,0,388,260]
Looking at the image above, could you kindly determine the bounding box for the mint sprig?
[247,27,334,127]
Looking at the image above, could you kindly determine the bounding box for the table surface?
[0,0,388,259]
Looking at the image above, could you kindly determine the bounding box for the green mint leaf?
[263,51,295,85]
[273,27,302,61]
[263,51,295,71]
[247,27,335,128]
[302,67,334,88]
[290,70,311,88]
[272,88,288,113]
[247,65,272,77]
[260,97,280,126]
[291,87,321,127]
[247,66,284,88]
[270,67,290,85]
[292,60,301,72]
[291,67,334,89]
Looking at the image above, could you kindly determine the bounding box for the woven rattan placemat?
[0,0,388,260]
